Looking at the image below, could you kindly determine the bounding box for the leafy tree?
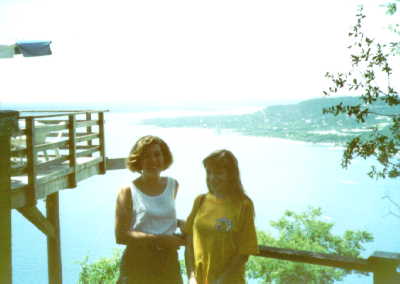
[323,3,400,179]
[246,207,373,284]
[78,249,122,284]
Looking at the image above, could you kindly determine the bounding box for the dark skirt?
[117,244,183,284]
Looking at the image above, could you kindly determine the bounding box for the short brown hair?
[126,135,173,172]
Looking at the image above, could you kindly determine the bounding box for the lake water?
[11,110,400,284]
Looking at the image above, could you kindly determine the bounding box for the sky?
[0,0,397,106]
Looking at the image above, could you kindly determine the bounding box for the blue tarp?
[16,40,52,57]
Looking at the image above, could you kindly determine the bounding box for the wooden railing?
[10,110,107,209]
[256,246,400,284]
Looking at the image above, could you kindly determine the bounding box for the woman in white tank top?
[115,135,184,284]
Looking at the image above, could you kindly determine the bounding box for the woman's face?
[206,166,229,195]
[140,143,164,176]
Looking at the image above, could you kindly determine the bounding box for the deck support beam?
[0,111,19,284]
[46,192,62,284]
[17,206,56,238]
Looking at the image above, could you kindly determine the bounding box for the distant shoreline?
[138,96,399,146]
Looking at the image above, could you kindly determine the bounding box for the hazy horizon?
[1,0,395,106]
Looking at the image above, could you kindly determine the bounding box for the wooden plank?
[37,167,74,187]
[77,157,103,170]
[75,133,98,143]
[39,120,97,127]
[37,156,69,172]
[12,159,102,209]
[17,206,56,238]
[370,251,400,263]
[257,245,372,272]
[98,112,106,174]
[106,157,126,170]
[75,120,98,128]
[33,120,66,124]
[85,113,93,157]
[36,176,71,200]
[19,110,109,119]
[38,160,101,199]
[34,124,68,133]
[369,251,400,284]
[46,192,63,284]
[57,145,99,151]
[76,145,100,150]
[12,158,102,206]
[68,115,77,188]
[36,158,102,200]
[77,146,100,158]
[76,160,102,182]
[35,140,68,152]
[47,131,96,138]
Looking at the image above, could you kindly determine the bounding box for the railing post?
[98,112,106,174]
[85,112,93,157]
[68,115,77,188]
[369,251,400,284]
[26,117,38,205]
[0,110,19,284]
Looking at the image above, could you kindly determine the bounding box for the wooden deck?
[1,110,110,284]
[9,110,107,209]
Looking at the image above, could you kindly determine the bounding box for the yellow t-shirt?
[185,193,258,284]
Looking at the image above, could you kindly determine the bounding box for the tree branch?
[382,195,400,219]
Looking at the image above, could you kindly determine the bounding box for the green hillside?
[141,97,397,144]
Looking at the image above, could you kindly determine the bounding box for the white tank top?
[130,177,177,235]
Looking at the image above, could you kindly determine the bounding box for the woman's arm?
[115,186,154,245]
[173,179,187,236]
[185,235,197,283]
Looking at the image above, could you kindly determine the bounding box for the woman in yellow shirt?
[185,149,258,284]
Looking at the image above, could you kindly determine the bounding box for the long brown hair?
[203,149,247,200]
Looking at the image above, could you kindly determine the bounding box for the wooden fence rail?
[256,246,400,283]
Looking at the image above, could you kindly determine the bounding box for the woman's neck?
[140,173,161,185]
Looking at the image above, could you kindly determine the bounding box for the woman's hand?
[155,234,185,249]
[177,219,186,232]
